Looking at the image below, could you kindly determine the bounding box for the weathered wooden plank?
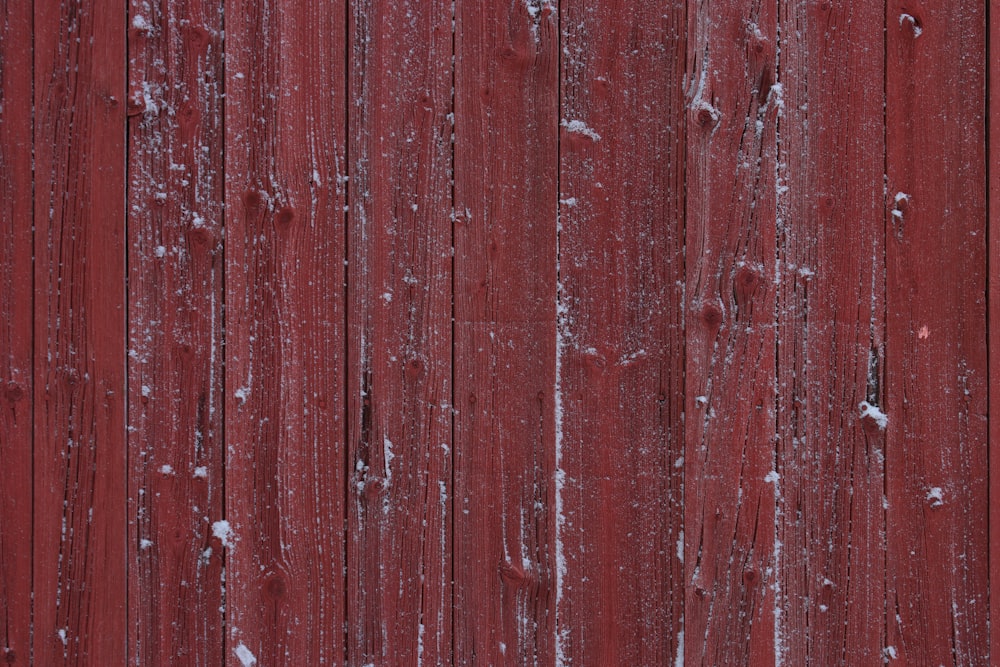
[991,2,1000,661]
[224,0,348,663]
[776,1,887,663]
[556,2,685,663]
[884,2,989,663]
[32,0,127,663]
[126,1,225,664]
[453,1,559,663]
[684,1,778,664]
[0,1,34,663]
[345,0,454,663]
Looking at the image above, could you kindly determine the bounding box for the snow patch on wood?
[560,119,601,142]
[234,642,257,666]
[858,401,888,429]
[212,520,233,548]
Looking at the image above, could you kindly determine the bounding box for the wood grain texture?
[684,1,779,664]
[776,1,887,664]
[0,1,34,663]
[453,1,559,663]
[991,2,1000,661]
[557,1,685,663]
[32,0,128,663]
[224,0,348,664]
[126,1,225,664]
[885,1,989,664]
[345,0,454,662]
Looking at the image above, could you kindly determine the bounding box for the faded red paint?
[0,1,993,665]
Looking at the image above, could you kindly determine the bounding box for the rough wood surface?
[884,2,989,663]
[557,2,685,663]
[126,1,226,664]
[453,2,559,663]
[991,3,1000,661]
[224,1,348,664]
[0,2,34,663]
[684,1,779,664]
[346,0,454,662]
[776,1,887,664]
[32,0,128,663]
[0,2,995,664]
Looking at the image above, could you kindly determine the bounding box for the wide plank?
[684,1,779,663]
[126,1,226,663]
[884,1,989,663]
[224,1,349,663]
[453,1,559,663]
[33,0,128,663]
[557,1,685,663]
[345,0,454,662]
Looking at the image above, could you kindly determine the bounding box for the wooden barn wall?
[0,0,994,665]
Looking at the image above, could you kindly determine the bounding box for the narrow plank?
[126,1,225,664]
[32,0,128,663]
[991,1,1000,661]
[556,2,685,663]
[453,1,559,663]
[884,1,990,663]
[345,0,453,662]
[776,1,887,663]
[0,1,34,663]
[224,0,348,663]
[684,1,779,664]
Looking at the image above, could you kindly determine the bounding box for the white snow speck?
[193,466,208,478]
[674,624,684,667]
[212,520,233,548]
[159,464,174,475]
[234,386,250,404]
[899,13,922,37]
[561,119,601,142]
[234,643,257,666]
[381,291,393,303]
[676,530,684,563]
[764,471,780,484]
[131,14,151,31]
[154,245,166,258]
[141,385,151,398]
[859,401,888,429]
[58,628,68,645]
[559,197,577,207]
[927,487,944,507]
[883,645,898,660]
[140,538,154,550]
[892,192,910,219]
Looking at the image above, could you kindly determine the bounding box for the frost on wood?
[858,401,888,429]
[234,643,257,666]
[212,520,233,548]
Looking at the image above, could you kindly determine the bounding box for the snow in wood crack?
[234,643,257,666]
[212,520,233,548]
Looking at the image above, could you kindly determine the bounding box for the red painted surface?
[0,1,994,665]
[127,1,225,663]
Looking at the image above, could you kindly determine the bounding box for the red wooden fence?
[0,1,994,665]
